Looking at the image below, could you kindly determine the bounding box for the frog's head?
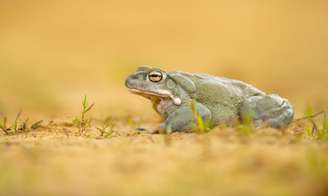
[125,66,196,105]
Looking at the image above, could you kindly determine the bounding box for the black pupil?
[149,73,162,81]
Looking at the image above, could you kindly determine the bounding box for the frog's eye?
[148,71,163,82]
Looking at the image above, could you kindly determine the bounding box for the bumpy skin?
[125,66,294,132]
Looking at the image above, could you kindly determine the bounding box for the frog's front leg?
[161,102,212,132]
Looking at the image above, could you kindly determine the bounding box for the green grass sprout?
[294,106,327,140]
[237,112,254,136]
[0,115,9,135]
[316,111,328,140]
[12,110,22,132]
[96,117,115,138]
[191,99,211,134]
[73,95,95,135]
[31,120,44,130]
[0,111,41,135]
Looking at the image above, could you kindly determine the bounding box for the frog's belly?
[156,98,241,125]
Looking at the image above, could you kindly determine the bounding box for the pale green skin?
[125,66,294,132]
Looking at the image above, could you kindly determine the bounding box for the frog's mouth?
[128,88,182,105]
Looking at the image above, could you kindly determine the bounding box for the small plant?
[96,117,115,138]
[0,111,40,135]
[191,99,211,134]
[296,105,328,140]
[164,125,172,134]
[31,120,44,130]
[304,105,318,137]
[12,110,22,132]
[237,112,253,136]
[73,95,95,135]
[316,112,328,140]
[0,115,10,135]
[126,115,136,126]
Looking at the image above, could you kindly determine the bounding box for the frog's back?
[177,72,265,124]
[178,72,264,100]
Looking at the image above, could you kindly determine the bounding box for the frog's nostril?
[125,76,136,88]
[125,78,132,87]
[130,74,138,79]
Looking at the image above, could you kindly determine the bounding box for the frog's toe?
[164,121,194,132]
[159,123,166,130]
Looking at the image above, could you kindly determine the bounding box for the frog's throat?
[128,88,182,105]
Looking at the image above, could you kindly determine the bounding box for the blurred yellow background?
[0,0,327,118]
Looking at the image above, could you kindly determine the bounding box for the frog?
[125,66,294,132]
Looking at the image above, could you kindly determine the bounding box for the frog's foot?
[240,94,294,128]
[163,103,212,132]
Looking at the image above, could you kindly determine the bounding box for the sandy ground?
[0,117,328,196]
